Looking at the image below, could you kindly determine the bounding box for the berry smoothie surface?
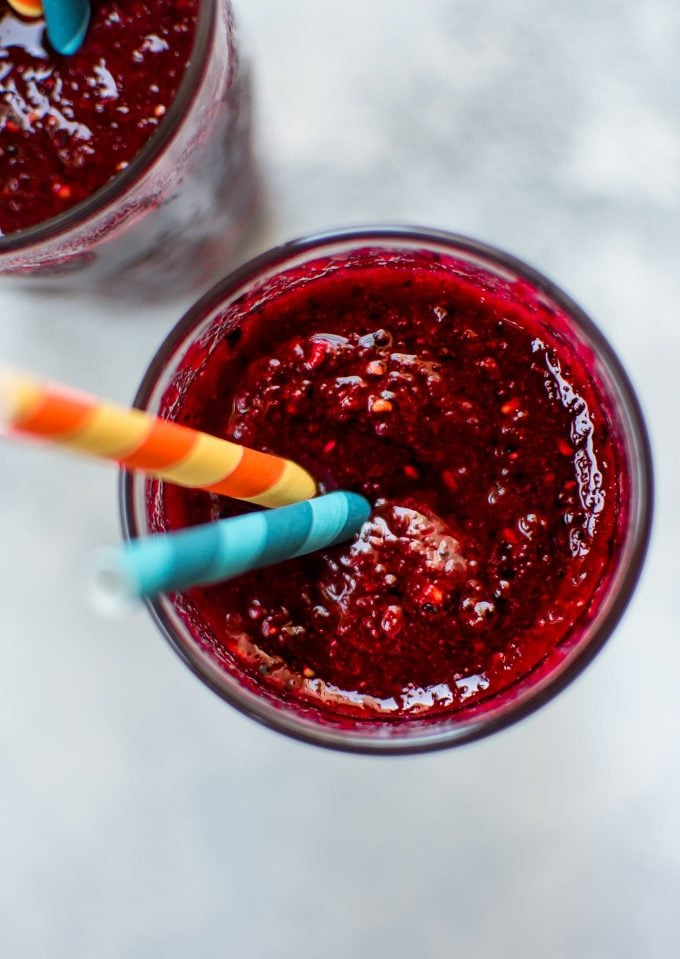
[154,248,625,723]
[0,0,198,236]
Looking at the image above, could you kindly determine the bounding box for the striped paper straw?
[7,0,43,16]
[43,0,91,56]
[89,491,372,611]
[6,1,92,56]
[0,366,316,508]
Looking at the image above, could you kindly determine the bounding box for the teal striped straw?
[90,491,371,614]
[43,0,91,56]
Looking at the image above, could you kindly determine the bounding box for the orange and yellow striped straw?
[7,0,43,16]
[0,366,317,508]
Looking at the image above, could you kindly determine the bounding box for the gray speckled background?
[1,1,678,956]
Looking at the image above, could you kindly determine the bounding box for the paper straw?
[7,0,43,16]
[88,491,372,613]
[43,0,91,56]
[7,1,92,56]
[0,366,317,508]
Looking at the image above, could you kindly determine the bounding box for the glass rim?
[120,224,654,755]
[0,0,217,255]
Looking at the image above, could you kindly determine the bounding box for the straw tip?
[86,547,138,619]
[44,0,91,56]
[6,0,43,17]
[344,491,373,524]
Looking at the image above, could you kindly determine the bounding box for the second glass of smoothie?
[0,0,255,298]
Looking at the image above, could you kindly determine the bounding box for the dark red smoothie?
[148,243,630,726]
[0,1,197,235]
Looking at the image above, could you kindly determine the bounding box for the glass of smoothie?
[121,227,652,753]
[0,0,255,298]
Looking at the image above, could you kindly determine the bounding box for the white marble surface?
[1,1,678,955]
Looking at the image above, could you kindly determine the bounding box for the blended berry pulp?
[152,248,624,722]
[0,1,198,235]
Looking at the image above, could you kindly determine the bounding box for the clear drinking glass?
[121,227,653,753]
[0,0,256,299]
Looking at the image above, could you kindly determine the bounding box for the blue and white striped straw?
[90,491,371,614]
